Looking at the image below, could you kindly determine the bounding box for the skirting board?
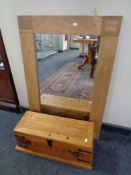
[0,102,19,113]
[102,122,131,136]
[69,47,79,50]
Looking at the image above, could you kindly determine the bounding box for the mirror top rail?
[18,16,122,37]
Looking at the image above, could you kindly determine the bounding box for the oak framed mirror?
[18,16,122,138]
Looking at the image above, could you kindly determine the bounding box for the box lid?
[14,111,94,149]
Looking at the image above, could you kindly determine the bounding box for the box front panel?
[14,133,93,166]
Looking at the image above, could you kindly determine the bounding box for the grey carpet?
[37,49,82,85]
[37,49,94,100]
[0,109,131,175]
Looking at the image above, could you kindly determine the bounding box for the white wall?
[0,0,131,128]
[70,35,88,52]
[58,35,67,51]
[70,35,80,48]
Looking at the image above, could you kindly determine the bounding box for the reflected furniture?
[35,34,58,59]
[74,38,98,78]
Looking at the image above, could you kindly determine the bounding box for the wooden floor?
[41,94,91,120]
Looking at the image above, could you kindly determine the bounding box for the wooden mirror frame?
[18,16,122,138]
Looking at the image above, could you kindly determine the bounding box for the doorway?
[0,30,19,111]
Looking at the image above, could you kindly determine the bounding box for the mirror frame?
[18,16,122,138]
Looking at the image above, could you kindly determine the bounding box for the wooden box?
[13,111,94,170]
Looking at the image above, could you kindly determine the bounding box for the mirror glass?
[35,33,100,103]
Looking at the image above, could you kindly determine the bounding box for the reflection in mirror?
[35,33,100,116]
[0,53,5,69]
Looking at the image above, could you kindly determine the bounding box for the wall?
[70,35,88,52]
[58,35,67,51]
[70,35,80,49]
[0,0,131,128]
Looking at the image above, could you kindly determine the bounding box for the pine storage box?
[13,111,94,170]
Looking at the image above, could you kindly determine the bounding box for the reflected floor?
[37,50,94,101]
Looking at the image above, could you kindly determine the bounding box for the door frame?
[0,30,19,111]
[18,16,122,138]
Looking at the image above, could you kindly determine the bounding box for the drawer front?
[14,134,92,164]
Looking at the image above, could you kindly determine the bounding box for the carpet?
[0,109,131,175]
[40,62,94,101]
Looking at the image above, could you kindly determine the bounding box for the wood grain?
[14,111,94,148]
[18,16,122,138]
[90,36,119,137]
[32,16,102,35]
[14,111,94,170]
[41,94,91,120]
[18,16,33,31]
[0,78,14,99]
[19,31,41,112]
[101,16,122,36]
